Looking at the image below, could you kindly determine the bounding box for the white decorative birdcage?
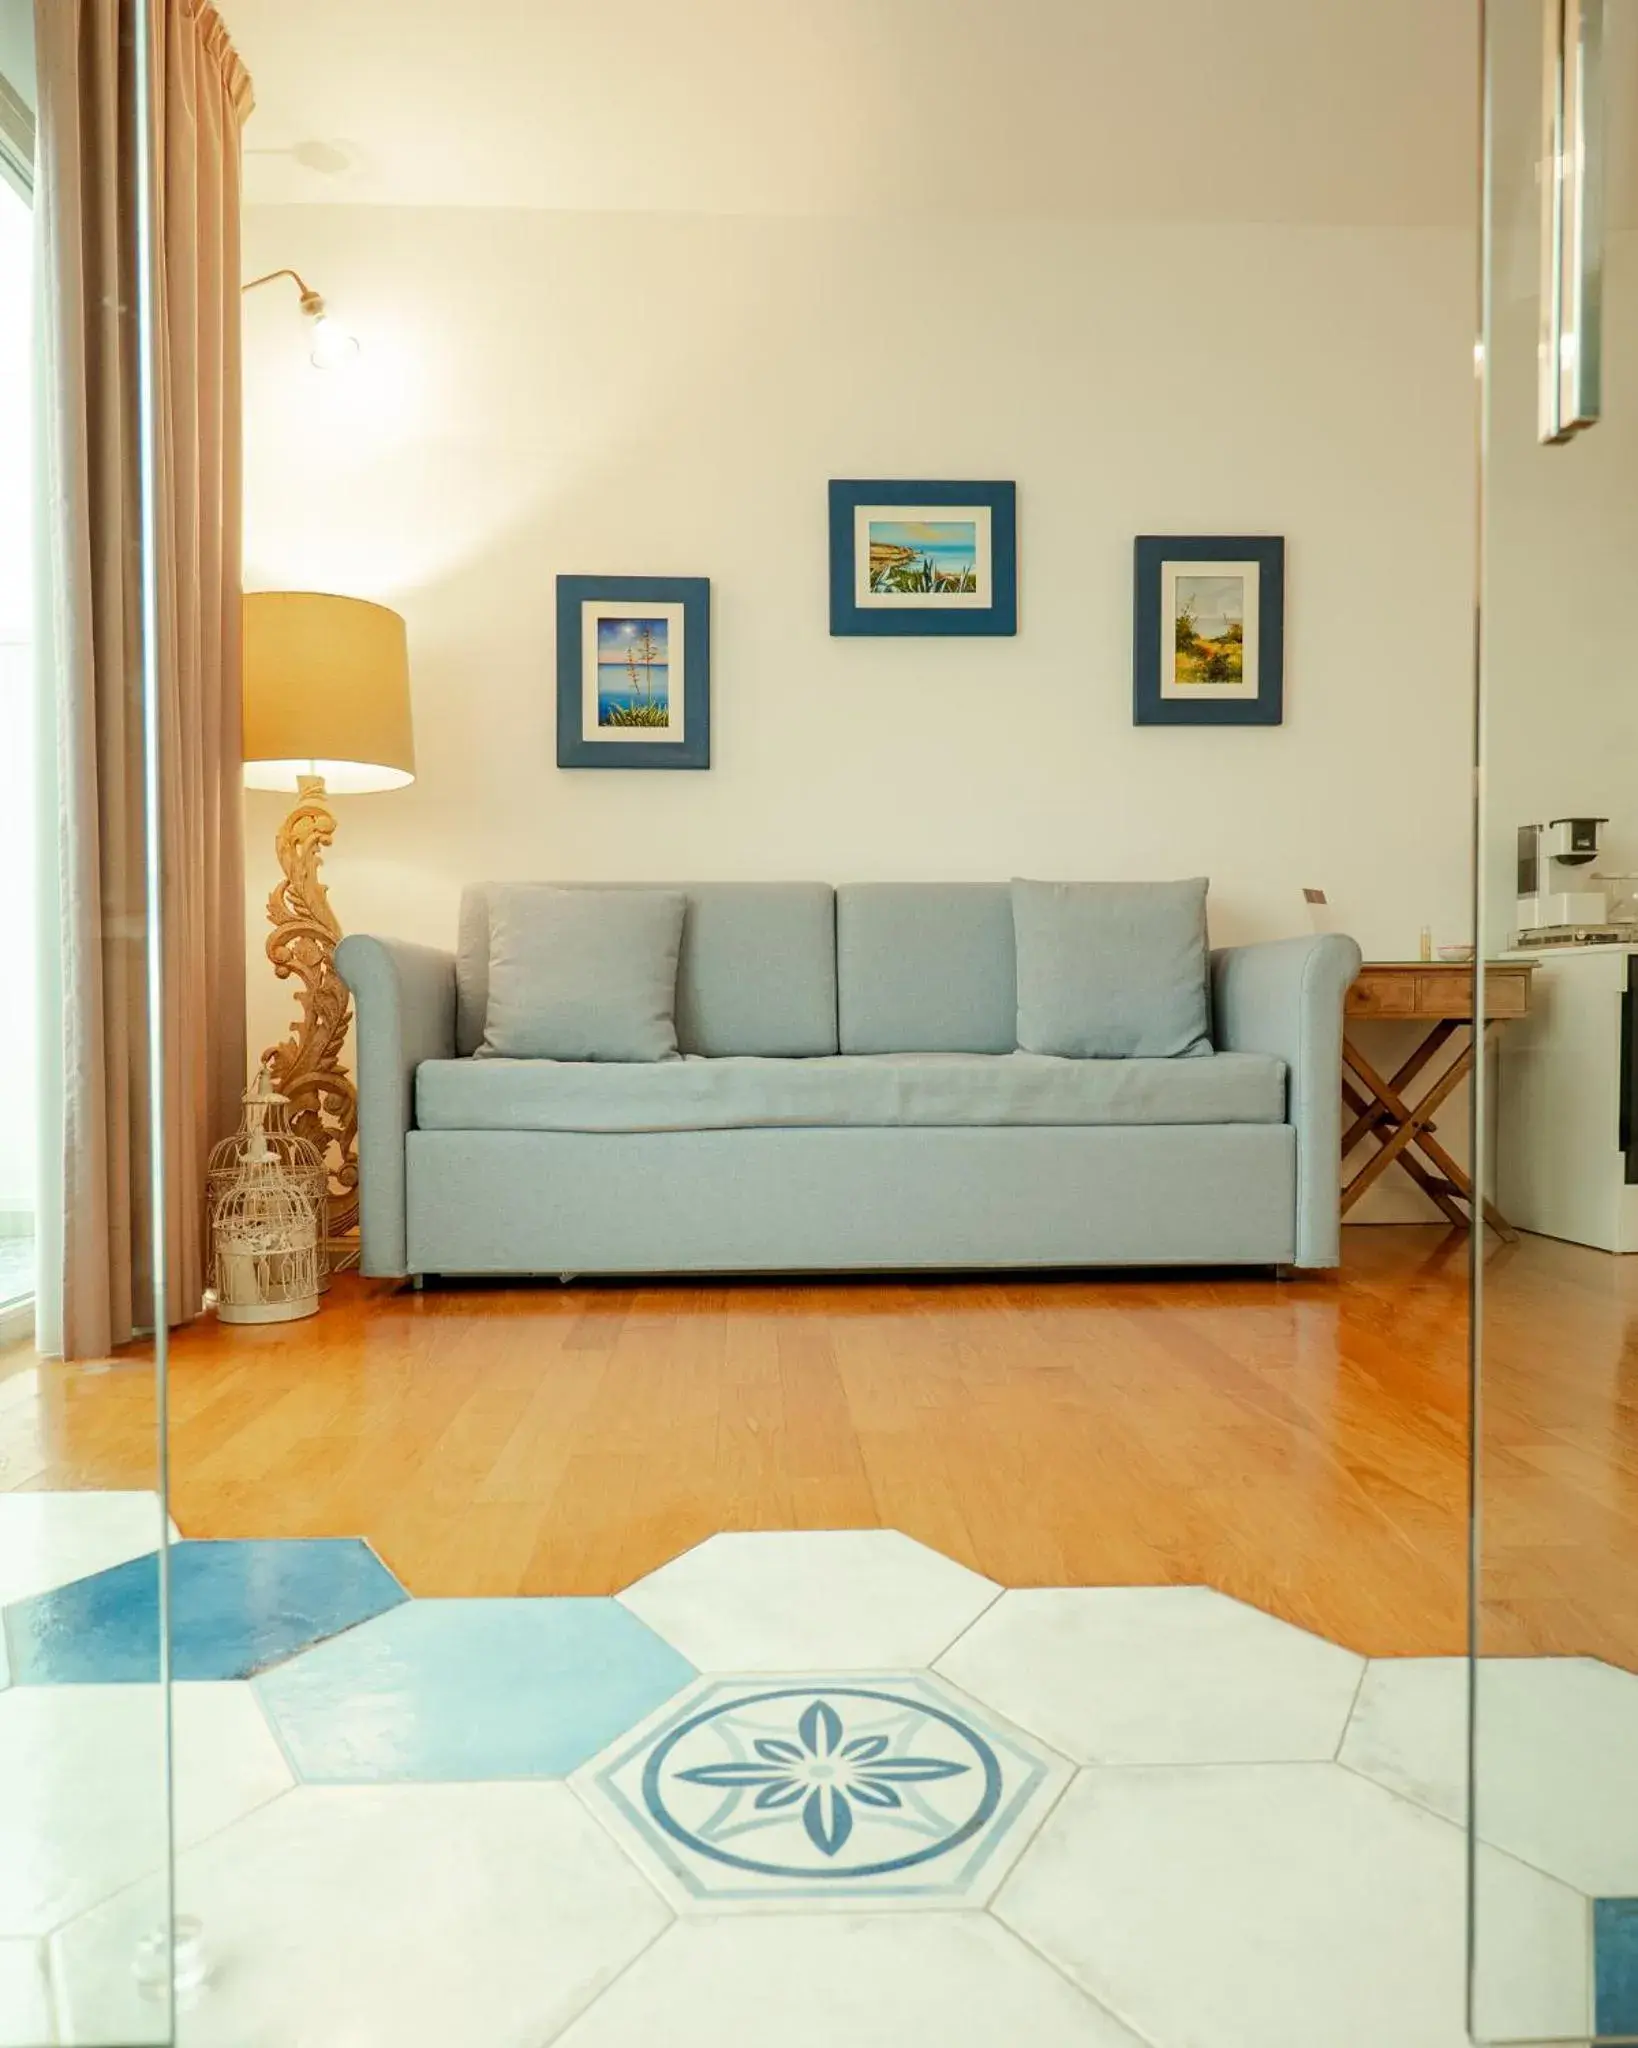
[207,1065,327,1324]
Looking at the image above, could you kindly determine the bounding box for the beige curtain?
[33,0,251,1358]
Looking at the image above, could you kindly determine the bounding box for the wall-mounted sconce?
[242,267,360,368]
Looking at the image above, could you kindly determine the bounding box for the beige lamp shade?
[243,591,415,794]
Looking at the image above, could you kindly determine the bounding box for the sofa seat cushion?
[415,1050,1286,1135]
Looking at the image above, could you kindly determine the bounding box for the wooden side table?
[1342,961,1535,1239]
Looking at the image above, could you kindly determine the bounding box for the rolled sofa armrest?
[1210,933,1363,1270]
[334,935,458,1277]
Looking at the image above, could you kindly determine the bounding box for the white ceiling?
[222,0,1479,226]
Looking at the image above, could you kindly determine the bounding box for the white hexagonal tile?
[618,1532,1000,1672]
[50,1783,673,2047]
[994,1762,1589,2048]
[0,1938,51,2043]
[552,1914,1150,2046]
[936,1585,1365,1765]
[574,1671,1070,1912]
[1470,1847,1595,2048]
[0,1683,292,1938]
[0,1492,175,1608]
[1342,1653,1638,1896]
[1337,1656,1467,1822]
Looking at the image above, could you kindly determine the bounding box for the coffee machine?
[1516,817,1618,944]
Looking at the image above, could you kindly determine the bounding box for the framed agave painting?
[828,480,1018,636]
[556,574,711,769]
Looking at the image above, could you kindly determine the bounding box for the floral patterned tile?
[573,1672,1070,1912]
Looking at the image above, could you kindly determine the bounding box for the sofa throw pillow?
[479,886,686,1062]
[1011,877,1212,1059]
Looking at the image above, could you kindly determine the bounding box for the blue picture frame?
[1133,536,1284,726]
[556,575,711,770]
[829,479,1017,636]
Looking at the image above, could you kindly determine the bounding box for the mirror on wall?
[1472,1,1638,2041]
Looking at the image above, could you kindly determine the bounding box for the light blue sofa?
[335,883,1360,1281]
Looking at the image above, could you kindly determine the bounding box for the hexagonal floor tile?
[618,1531,1000,1671]
[936,1585,1365,1765]
[255,1597,696,1782]
[0,1492,174,1608]
[0,1938,51,2042]
[0,1683,291,1938]
[4,1538,408,1683]
[1341,1653,1638,1895]
[1594,1898,1638,2038]
[575,1671,1070,1912]
[1336,1655,1466,1821]
[552,1914,1149,2047]
[995,1762,1590,2048]
[50,1783,673,2047]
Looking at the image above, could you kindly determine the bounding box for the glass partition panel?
[92,1,1496,2040]
[0,3,176,2042]
[1473,1,1638,2041]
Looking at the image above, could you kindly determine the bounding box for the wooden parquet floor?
[3,1226,1635,1663]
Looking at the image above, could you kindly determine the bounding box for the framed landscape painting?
[1132,536,1285,726]
[829,480,1018,636]
[556,574,711,769]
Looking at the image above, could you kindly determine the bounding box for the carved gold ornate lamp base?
[242,588,416,1277]
[262,775,361,1261]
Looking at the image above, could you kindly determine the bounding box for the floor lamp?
[242,592,415,1251]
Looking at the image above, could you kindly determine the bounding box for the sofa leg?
[410,1274,425,1293]
[559,1272,577,1285]
[1274,1263,1297,1282]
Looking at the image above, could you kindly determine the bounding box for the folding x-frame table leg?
[1340,1021,1518,1241]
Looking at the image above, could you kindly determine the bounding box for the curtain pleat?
[33,0,251,1358]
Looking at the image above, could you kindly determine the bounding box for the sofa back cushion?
[836,884,1016,1053]
[1012,876,1213,1058]
[457,882,838,1058]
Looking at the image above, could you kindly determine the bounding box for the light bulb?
[307,309,360,369]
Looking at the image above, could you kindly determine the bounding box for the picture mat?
[854,503,993,609]
[1159,558,1261,699]
[581,600,687,743]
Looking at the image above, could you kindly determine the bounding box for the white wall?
[0,175,33,1214]
[1479,0,1638,943]
[1481,238,1638,947]
[239,202,1478,1218]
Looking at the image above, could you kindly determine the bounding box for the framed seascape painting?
[556,574,710,769]
[1132,536,1285,726]
[828,479,1017,636]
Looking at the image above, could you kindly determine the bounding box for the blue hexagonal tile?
[1597,1898,1638,2037]
[3,1540,408,1684]
[254,1598,697,1782]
